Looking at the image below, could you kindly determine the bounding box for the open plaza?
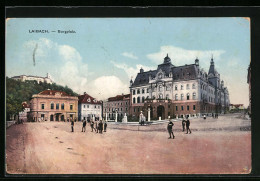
[6,113,251,174]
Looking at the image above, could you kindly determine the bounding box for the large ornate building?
[103,94,130,121]
[11,73,53,84]
[78,92,102,121]
[29,89,78,122]
[129,54,230,120]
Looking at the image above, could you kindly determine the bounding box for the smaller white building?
[11,73,53,84]
[18,102,30,122]
[78,92,102,121]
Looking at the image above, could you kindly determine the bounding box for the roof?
[39,90,70,96]
[22,102,30,108]
[78,93,102,104]
[172,64,198,81]
[108,94,130,101]
[132,70,157,86]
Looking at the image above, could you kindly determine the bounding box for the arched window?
[142,96,145,103]
[175,85,178,90]
[142,89,145,94]
[166,94,169,100]
[192,83,195,89]
[193,92,196,100]
[133,97,136,104]
[159,85,162,92]
[175,94,178,100]
[187,93,190,100]
[137,97,140,103]
[137,89,140,94]
[133,89,136,95]
[181,94,184,100]
[186,84,190,90]
[181,85,184,90]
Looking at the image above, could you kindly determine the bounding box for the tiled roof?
[108,94,130,101]
[78,93,102,104]
[22,102,30,108]
[39,90,70,96]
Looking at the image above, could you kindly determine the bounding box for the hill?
[6,77,78,121]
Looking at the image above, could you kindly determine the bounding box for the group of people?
[70,119,108,133]
[167,117,192,139]
[212,113,219,119]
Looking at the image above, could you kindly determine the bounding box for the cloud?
[147,45,225,67]
[111,61,156,79]
[22,38,89,94]
[121,52,138,60]
[87,76,129,100]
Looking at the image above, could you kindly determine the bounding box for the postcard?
[5,17,251,174]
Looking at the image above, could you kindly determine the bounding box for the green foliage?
[6,77,78,120]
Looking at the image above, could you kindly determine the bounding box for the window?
[118,103,119,105]
[166,94,169,100]
[147,88,149,93]
[121,108,122,111]
[133,98,136,103]
[61,103,64,110]
[137,97,140,103]
[142,96,145,103]
[133,90,136,95]
[175,94,178,100]
[84,105,85,108]
[187,105,189,110]
[192,83,195,89]
[137,108,140,112]
[152,95,156,99]
[166,86,170,91]
[176,106,178,111]
[158,73,162,79]
[126,107,128,111]
[181,85,183,90]
[41,104,44,109]
[105,109,106,112]
[70,105,73,110]
[137,89,140,94]
[126,101,128,105]
[193,105,196,110]
[142,89,145,94]
[181,94,184,100]
[87,105,89,108]
[56,103,59,110]
[186,84,190,90]
[51,103,54,109]
[159,85,162,92]
[181,106,184,111]
[175,85,178,90]
[193,92,196,100]
[109,108,110,111]
[187,93,190,100]
[95,105,96,108]
[134,108,136,112]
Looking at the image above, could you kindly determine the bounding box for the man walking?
[99,120,103,134]
[104,121,107,132]
[167,120,175,139]
[182,118,186,132]
[82,119,87,132]
[90,120,94,132]
[186,118,191,134]
[71,119,74,132]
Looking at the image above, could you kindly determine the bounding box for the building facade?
[29,89,78,122]
[129,54,230,120]
[78,92,102,121]
[18,102,30,122]
[11,73,53,84]
[103,94,130,121]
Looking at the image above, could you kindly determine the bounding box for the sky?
[5,18,250,106]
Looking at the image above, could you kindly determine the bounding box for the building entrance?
[157,105,165,120]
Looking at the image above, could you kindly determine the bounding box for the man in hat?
[104,121,107,132]
[182,118,186,132]
[82,119,87,132]
[186,118,191,134]
[167,120,175,139]
[71,119,74,132]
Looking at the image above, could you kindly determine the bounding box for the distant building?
[19,102,30,122]
[247,63,251,115]
[29,89,78,122]
[103,94,130,121]
[129,54,230,120]
[78,92,102,121]
[229,104,245,111]
[11,73,53,84]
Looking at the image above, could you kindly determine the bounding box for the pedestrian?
[71,119,74,132]
[203,115,206,120]
[82,119,87,132]
[90,120,94,132]
[182,119,186,132]
[167,120,175,139]
[186,119,191,134]
[104,121,107,132]
[95,121,99,133]
[216,113,218,119]
[99,120,103,134]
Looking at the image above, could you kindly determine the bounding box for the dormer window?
[87,98,91,102]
